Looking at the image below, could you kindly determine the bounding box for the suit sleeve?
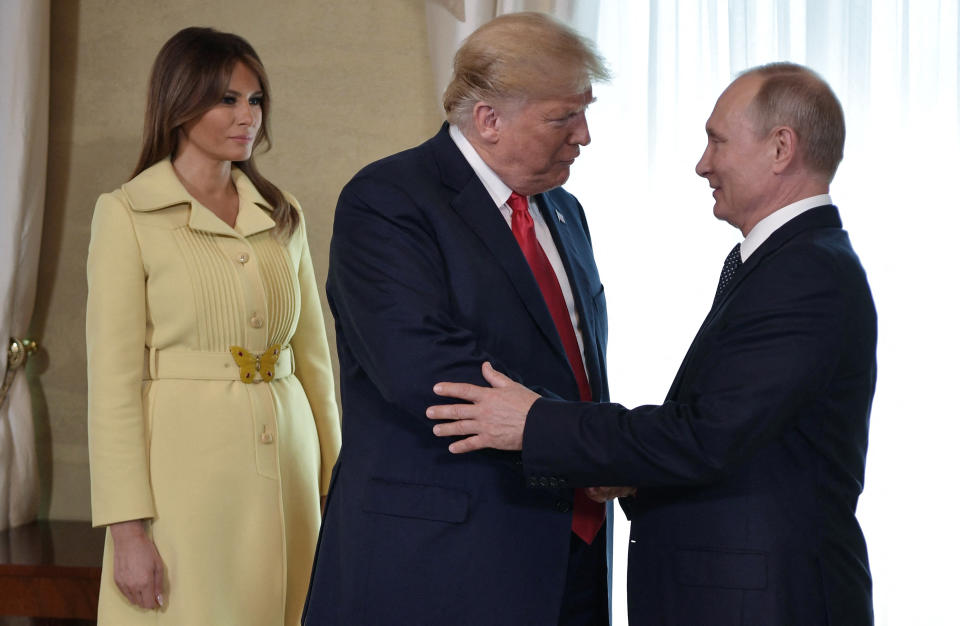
[523,244,854,487]
[328,176,556,422]
[86,191,156,527]
[288,195,342,495]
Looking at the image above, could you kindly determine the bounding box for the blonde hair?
[741,62,845,181]
[442,12,610,127]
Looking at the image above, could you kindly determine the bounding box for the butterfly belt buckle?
[230,344,283,383]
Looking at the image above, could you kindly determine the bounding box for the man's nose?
[695,148,710,177]
[571,112,591,146]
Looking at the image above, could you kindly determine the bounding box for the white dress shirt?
[449,124,588,367]
[740,194,832,262]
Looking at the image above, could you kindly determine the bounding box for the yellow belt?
[143,346,294,383]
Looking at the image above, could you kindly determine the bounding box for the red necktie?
[508,192,605,544]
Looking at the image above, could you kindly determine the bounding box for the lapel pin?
[556,210,566,224]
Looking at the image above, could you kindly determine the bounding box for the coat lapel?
[710,205,842,315]
[232,170,277,237]
[538,192,604,400]
[430,125,572,371]
[666,205,843,399]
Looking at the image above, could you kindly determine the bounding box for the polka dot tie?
[714,243,742,303]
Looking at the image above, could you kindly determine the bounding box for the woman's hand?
[109,519,165,610]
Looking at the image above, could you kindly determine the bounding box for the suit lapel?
[538,192,604,400]
[429,125,573,373]
[667,205,843,399]
[710,205,842,315]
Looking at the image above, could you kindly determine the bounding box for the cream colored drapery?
[424,0,602,112]
[0,0,49,531]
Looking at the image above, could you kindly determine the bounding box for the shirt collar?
[740,194,832,261]
[449,124,514,209]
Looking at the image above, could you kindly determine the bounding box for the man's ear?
[472,100,502,143]
[771,125,798,174]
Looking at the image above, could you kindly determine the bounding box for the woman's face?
[177,62,263,164]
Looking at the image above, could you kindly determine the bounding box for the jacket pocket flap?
[674,548,767,590]
[361,479,469,523]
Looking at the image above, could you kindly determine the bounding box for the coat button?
[260,426,273,443]
[555,500,570,513]
[238,252,250,264]
[249,315,264,329]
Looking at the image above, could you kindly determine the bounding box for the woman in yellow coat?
[86,27,341,625]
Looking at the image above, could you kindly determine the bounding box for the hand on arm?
[109,519,165,610]
[430,365,635,496]
[427,362,540,452]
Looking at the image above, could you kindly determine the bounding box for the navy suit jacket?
[524,206,876,625]
[302,124,609,625]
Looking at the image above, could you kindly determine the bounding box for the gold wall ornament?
[1,337,39,408]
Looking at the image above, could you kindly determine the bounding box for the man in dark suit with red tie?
[302,12,617,626]
[429,63,877,625]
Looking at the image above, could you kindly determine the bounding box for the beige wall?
[30,0,440,520]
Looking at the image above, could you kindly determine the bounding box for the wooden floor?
[0,521,103,624]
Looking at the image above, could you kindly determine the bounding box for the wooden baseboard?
[0,521,104,620]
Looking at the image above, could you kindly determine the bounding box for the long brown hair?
[132,27,298,239]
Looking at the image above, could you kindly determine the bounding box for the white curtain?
[424,0,602,110]
[561,1,960,625]
[421,0,959,623]
[0,0,49,531]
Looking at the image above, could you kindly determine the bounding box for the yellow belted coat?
[86,159,341,625]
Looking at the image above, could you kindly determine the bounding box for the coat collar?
[121,158,276,237]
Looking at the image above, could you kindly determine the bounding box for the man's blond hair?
[443,12,610,128]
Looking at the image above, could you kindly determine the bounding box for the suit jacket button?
[556,501,570,513]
